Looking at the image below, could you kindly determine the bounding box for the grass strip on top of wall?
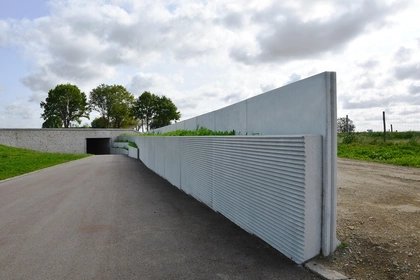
[137,126,237,136]
[128,142,137,148]
[114,140,138,148]
[338,132,420,167]
[0,144,91,180]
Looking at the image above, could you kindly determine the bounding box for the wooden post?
[346,115,349,135]
[383,111,386,142]
[391,124,393,133]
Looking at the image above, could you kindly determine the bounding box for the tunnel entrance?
[86,138,111,155]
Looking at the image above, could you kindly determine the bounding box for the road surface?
[0,155,320,280]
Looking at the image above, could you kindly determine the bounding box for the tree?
[337,117,355,133]
[91,117,108,128]
[40,84,90,128]
[132,91,156,132]
[150,96,181,129]
[132,91,181,131]
[89,84,135,128]
[42,116,63,128]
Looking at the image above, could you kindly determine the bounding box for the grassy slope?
[0,145,90,180]
[338,132,420,167]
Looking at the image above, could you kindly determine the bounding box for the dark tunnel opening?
[86,138,111,155]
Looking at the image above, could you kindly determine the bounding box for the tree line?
[40,83,180,131]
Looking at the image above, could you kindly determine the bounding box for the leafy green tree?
[132,91,156,132]
[337,117,355,133]
[40,84,90,128]
[42,116,63,128]
[132,92,181,131]
[89,84,135,128]
[91,117,108,128]
[150,96,181,129]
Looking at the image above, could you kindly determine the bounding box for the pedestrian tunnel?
[86,138,111,155]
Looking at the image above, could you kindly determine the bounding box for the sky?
[0,0,419,131]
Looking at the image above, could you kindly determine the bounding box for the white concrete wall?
[136,135,322,264]
[110,147,129,155]
[0,129,134,153]
[152,72,338,256]
[128,146,139,159]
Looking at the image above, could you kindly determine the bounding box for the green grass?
[0,145,91,180]
[338,132,420,167]
[127,142,137,148]
[140,126,237,136]
[114,140,138,148]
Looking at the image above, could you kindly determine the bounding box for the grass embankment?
[0,145,90,180]
[113,140,138,149]
[338,131,420,167]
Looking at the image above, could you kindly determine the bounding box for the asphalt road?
[0,155,321,280]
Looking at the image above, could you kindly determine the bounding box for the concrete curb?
[305,261,353,280]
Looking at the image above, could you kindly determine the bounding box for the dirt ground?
[316,158,420,280]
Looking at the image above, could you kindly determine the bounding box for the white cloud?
[0,0,419,130]
[230,0,406,64]
[0,20,9,46]
[5,101,39,120]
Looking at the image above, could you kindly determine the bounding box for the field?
[338,131,420,167]
[318,158,420,280]
[0,145,90,180]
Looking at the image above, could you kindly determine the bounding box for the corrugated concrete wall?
[150,71,338,257]
[133,135,322,264]
[0,129,134,153]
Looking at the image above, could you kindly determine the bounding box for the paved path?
[0,155,321,280]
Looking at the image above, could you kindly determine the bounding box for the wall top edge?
[0,128,136,132]
[131,134,321,138]
[157,71,335,127]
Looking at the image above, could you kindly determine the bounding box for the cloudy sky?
[0,0,419,131]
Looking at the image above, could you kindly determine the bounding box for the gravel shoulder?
[317,158,420,280]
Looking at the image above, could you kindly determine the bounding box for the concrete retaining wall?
[110,147,129,155]
[151,72,338,256]
[112,141,139,159]
[135,135,322,264]
[0,129,134,154]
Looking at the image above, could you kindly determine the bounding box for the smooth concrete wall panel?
[304,135,323,256]
[110,148,129,155]
[184,118,197,131]
[113,142,129,148]
[128,146,138,159]
[214,101,247,134]
[135,135,322,264]
[196,112,215,130]
[160,124,176,133]
[176,122,185,131]
[0,129,134,154]
[246,75,327,135]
